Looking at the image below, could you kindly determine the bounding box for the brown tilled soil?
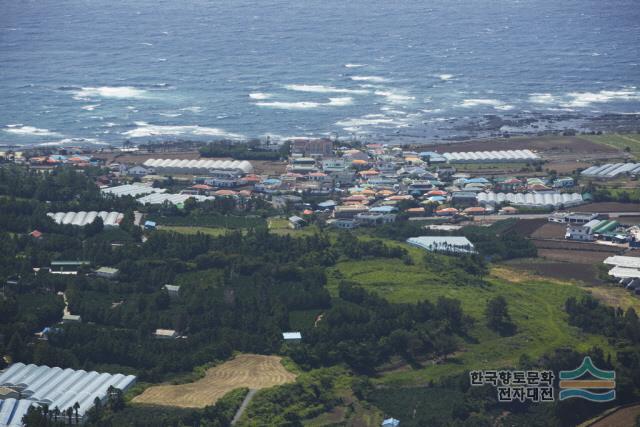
[576,203,640,213]
[427,136,620,154]
[530,223,566,239]
[537,249,612,264]
[133,354,296,408]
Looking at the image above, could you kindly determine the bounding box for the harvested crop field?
[505,260,603,285]
[532,239,621,253]
[503,218,547,236]
[133,354,296,408]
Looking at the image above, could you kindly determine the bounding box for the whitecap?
[529,93,558,105]
[122,122,244,139]
[3,124,61,137]
[255,97,353,110]
[180,106,204,113]
[437,74,454,81]
[350,76,388,83]
[158,112,182,117]
[460,99,513,110]
[374,90,415,104]
[562,89,640,108]
[344,63,367,68]
[72,86,148,100]
[81,104,100,111]
[139,42,153,46]
[249,92,272,100]
[284,84,368,95]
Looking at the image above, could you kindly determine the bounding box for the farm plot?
[133,354,296,408]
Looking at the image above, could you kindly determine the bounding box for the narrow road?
[231,388,257,425]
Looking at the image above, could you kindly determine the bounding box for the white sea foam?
[139,42,153,46]
[81,104,100,111]
[158,112,182,117]
[39,137,106,146]
[180,106,204,113]
[284,84,368,95]
[562,89,640,108]
[72,86,148,100]
[460,99,514,110]
[350,76,388,83]
[344,63,366,68]
[529,93,558,105]
[249,92,273,100]
[437,74,454,81]
[3,124,61,137]
[123,122,244,139]
[255,97,353,110]
[336,115,409,133]
[374,90,415,104]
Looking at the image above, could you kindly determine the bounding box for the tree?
[73,402,80,424]
[485,296,516,336]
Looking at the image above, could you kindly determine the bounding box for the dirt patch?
[537,249,612,264]
[506,261,603,285]
[532,239,622,254]
[504,218,547,237]
[531,223,566,239]
[133,354,296,408]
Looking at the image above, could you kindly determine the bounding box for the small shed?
[96,267,119,280]
[62,314,82,323]
[282,332,302,343]
[154,329,178,339]
[164,284,180,298]
[144,220,157,230]
[288,216,306,229]
[382,418,400,427]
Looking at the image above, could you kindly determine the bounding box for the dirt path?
[231,388,257,425]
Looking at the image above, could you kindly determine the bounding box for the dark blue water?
[1,0,639,146]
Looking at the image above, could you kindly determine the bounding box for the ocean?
[1,0,639,147]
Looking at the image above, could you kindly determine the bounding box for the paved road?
[231,388,257,426]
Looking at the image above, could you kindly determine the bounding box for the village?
[4,135,640,290]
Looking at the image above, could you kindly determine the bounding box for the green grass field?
[158,225,237,236]
[327,244,613,386]
[582,133,640,158]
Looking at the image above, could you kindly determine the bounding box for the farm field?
[326,251,613,386]
[133,354,297,408]
[158,225,236,236]
[582,133,640,158]
[504,259,603,285]
[428,135,621,155]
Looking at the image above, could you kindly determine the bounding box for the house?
[154,329,178,339]
[333,205,369,219]
[332,219,359,229]
[62,314,82,323]
[289,216,306,229]
[553,177,575,188]
[291,138,333,158]
[29,230,43,239]
[144,220,157,230]
[290,157,317,173]
[450,191,478,207]
[282,332,302,343]
[317,200,338,210]
[566,219,601,241]
[96,267,119,280]
[382,418,400,427]
[163,284,180,298]
[127,165,153,176]
[355,212,396,226]
[499,206,518,215]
